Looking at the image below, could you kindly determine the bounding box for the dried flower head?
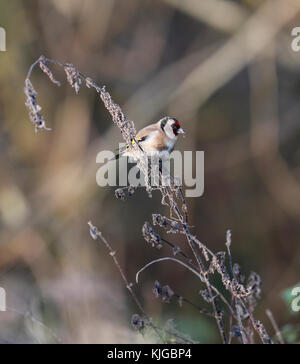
[231,278,250,298]
[98,87,136,145]
[128,186,136,197]
[226,229,232,247]
[199,289,214,303]
[64,63,83,94]
[39,56,61,86]
[209,252,237,293]
[153,281,174,303]
[142,222,162,249]
[247,272,262,299]
[24,79,50,133]
[152,214,181,234]
[115,188,126,201]
[131,314,145,331]
[88,221,99,240]
[233,263,245,284]
[152,214,168,228]
[255,320,273,344]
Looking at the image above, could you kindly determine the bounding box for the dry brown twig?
[24,55,279,344]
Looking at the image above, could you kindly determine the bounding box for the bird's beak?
[177,128,185,134]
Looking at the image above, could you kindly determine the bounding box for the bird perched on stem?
[114,117,185,160]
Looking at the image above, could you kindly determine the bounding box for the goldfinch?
[115,117,185,160]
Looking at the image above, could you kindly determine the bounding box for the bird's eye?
[172,122,181,131]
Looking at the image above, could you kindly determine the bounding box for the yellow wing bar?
[126,136,147,149]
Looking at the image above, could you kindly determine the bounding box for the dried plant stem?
[88,222,149,319]
[136,257,205,284]
[136,251,227,343]
[226,236,248,344]
[228,295,235,344]
[164,186,227,343]
[225,236,272,344]
[173,294,214,318]
[161,236,236,318]
[266,309,284,344]
[235,301,249,344]
[88,222,193,344]
[240,300,273,344]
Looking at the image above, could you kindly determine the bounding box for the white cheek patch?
[165,128,176,140]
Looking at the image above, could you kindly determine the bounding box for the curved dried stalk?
[136,257,205,284]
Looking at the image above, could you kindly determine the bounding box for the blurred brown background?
[0,0,299,343]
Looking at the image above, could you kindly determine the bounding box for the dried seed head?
[255,320,273,344]
[209,252,232,291]
[88,221,99,240]
[152,214,181,234]
[131,314,145,331]
[142,222,162,249]
[209,252,226,275]
[64,63,83,94]
[85,77,97,89]
[152,214,168,228]
[226,229,232,247]
[39,56,61,86]
[114,186,136,200]
[24,79,51,132]
[233,263,245,284]
[247,272,262,299]
[128,186,136,197]
[199,289,214,303]
[153,281,174,303]
[231,279,250,298]
[98,87,136,145]
[115,188,126,201]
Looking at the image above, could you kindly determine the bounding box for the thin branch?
[173,294,214,318]
[266,309,284,344]
[161,236,236,319]
[226,231,248,344]
[136,257,205,284]
[88,222,149,320]
[88,222,193,344]
[235,301,249,345]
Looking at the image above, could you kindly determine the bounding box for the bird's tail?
[108,145,128,162]
[109,153,122,162]
[108,137,145,162]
